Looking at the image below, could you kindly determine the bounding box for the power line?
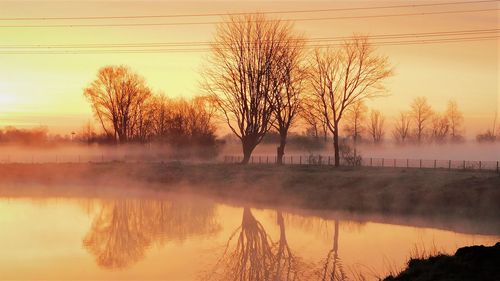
[0,35,497,54]
[1,28,498,48]
[0,8,498,28]
[0,0,497,21]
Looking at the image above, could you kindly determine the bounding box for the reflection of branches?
[83,200,152,269]
[205,209,307,281]
[273,210,302,281]
[205,207,275,281]
[83,198,219,269]
[318,220,347,281]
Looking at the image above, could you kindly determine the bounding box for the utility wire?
[0,8,498,28]
[0,0,497,20]
[1,28,497,48]
[0,35,497,54]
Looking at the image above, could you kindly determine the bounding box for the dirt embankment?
[384,242,500,281]
[0,163,499,221]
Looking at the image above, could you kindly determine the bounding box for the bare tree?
[300,99,328,141]
[272,33,308,164]
[367,109,385,144]
[343,101,367,144]
[445,99,464,142]
[409,97,434,143]
[430,113,450,143]
[309,36,392,166]
[392,111,411,144]
[203,14,294,164]
[83,65,152,143]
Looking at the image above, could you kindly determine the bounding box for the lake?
[0,190,498,280]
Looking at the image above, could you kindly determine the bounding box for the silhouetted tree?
[83,65,152,143]
[430,113,449,143]
[344,101,367,144]
[409,97,434,144]
[203,14,295,164]
[309,36,392,166]
[392,111,411,144]
[367,109,385,143]
[445,99,464,142]
[300,99,329,141]
[272,33,308,164]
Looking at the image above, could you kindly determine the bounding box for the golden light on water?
[0,197,498,280]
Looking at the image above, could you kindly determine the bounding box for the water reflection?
[0,195,498,280]
[317,220,344,281]
[83,198,220,269]
[204,208,306,281]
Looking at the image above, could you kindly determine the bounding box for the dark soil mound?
[384,242,500,281]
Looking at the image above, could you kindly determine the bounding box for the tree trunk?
[276,132,287,165]
[241,138,256,164]
[333,127,340,167]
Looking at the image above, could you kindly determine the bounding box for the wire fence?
[1,153,498,173]
[0,154,181,164]
[223,155,500,173]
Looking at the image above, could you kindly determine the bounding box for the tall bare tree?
[83,65,152,143]
[445,99,464,142]
[430,113,450,143]
[410,97,434,143]
[367,109,385,143]
[300,99,328,141]
[203,14,294,164]
[272,34,308,164]
[344,101,367,144]
[392,111,411,144]
[309,36,392,166]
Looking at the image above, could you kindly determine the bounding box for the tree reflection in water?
[204,208,305,281]
[318,220,346,281]
[83,198,220,269]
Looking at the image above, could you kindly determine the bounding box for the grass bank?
[1,162,499,225]
[384,242,500,281]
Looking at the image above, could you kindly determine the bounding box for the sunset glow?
[0,1,498,136]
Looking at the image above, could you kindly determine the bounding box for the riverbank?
[384,242,500,281]
[1,162,499,222]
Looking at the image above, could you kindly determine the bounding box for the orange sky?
[0,0,498,137]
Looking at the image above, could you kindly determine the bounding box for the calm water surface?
[0,191,498,280]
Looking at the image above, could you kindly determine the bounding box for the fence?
[0,154,180,164]
[223,155,500,173]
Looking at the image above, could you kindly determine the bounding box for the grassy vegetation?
[1,163,499,223]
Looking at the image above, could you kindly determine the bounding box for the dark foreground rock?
[384,242,500,281]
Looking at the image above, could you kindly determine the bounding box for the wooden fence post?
[420,159,422,168]
[407,159,409,168]
[370,158,373,167]
[434,160,437,169]
[463,160,466,170]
